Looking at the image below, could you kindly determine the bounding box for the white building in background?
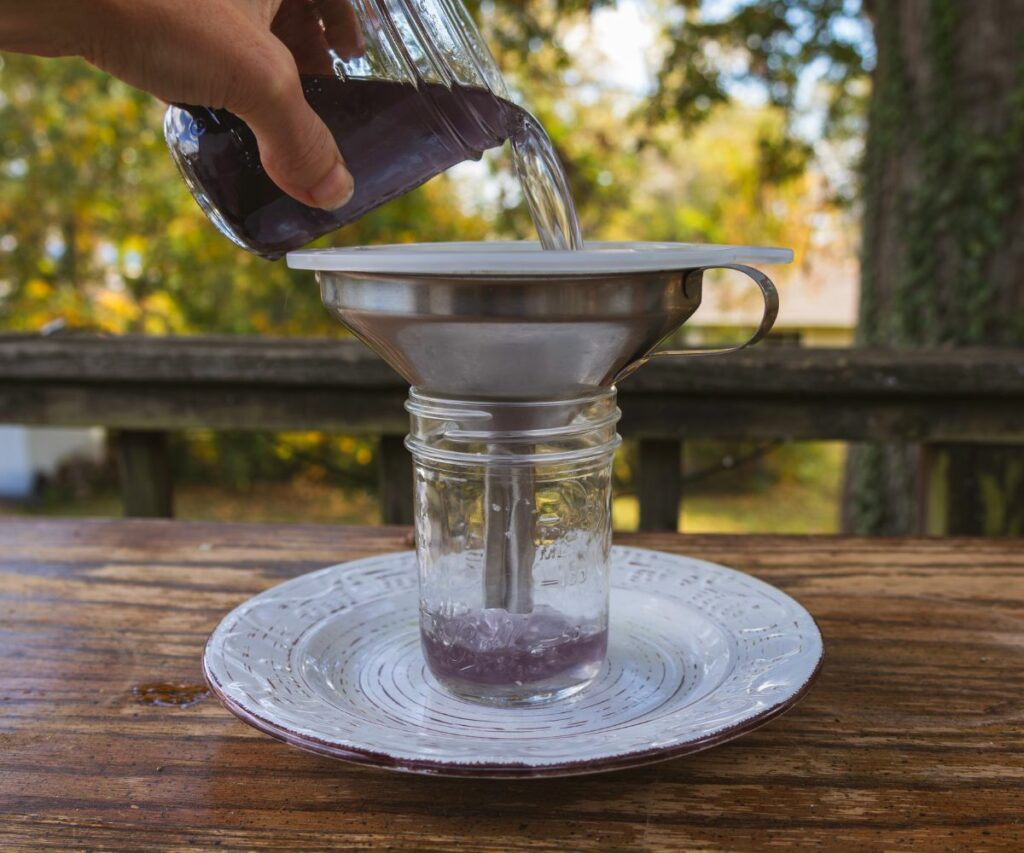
[687,221,861,348]
[0,426,105,499]
[688,259,859,348]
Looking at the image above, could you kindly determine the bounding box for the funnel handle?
[617,264,779,382]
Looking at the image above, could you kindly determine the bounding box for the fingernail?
[309,162,354,210]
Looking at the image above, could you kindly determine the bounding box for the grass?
[2,443,845,533]
[1,479,380,525]
[614,442,845,533]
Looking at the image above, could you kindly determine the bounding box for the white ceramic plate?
[204,547,822,778]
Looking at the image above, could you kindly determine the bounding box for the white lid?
[287,240,793,276]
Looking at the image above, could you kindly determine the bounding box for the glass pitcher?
[164,0,528,259]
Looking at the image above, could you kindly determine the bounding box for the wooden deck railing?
[1,333,1022,531]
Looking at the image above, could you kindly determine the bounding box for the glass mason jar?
[164,0,518,259]
[405,388,622,705]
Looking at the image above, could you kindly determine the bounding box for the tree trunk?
[844,0,1024,535]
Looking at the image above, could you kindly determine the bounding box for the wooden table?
[2,520,1022,850]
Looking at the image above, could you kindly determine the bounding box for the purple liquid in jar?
[421,604,607,691]
[172,76,558,258]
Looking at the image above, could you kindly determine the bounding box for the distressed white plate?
[204,547,823,778]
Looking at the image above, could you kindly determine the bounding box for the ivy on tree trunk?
[845,0,1024,535]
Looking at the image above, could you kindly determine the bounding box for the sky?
[562,0,662,96]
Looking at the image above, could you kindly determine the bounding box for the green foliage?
[0,2,858,499]
[978,458,1024,536]
[0,2,853,340]
[649,1,871,132]
[0,53,491,337]
[468,1,617,68]
[172,431,377,491]
[609,106,817,251]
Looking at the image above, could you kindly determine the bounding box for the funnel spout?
[483,456,536,613]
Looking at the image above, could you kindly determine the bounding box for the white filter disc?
[287,240,793,277]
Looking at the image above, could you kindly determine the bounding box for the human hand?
[0,0,362,209]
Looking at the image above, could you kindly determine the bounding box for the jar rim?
[406,387,621,441]
[407,386,617,411]
[405,387,621,467]
[405,435,622,468]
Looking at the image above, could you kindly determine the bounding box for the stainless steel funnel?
[288,241,789,615]
[289,241,789,400]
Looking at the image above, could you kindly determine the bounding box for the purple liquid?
[171,76,577,258]
[421,605,607,689]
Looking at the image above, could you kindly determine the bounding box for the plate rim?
[203,547,824,778]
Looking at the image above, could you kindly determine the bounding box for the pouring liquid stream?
[483,108,582,620]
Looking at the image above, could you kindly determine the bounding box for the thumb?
[232,54,354,210]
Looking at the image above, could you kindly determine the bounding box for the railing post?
[638,439,683,532]
[916,443,941,535]
[918,443,1024,535]
[115,430,174,518]
[378,434,414,526]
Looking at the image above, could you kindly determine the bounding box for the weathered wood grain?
[1,519,1022,851]
[3,334,1024,395]
[1,334,1022,441]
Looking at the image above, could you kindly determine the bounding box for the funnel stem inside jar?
[483,447,536,613]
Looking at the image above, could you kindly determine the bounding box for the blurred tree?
[471,0,821,247]
[0,53,491,337]
[644,0,1023,535]
[0,0,851,506]
[845,0,1024,535]
[649,1,870,139]
[0,0,809,339]
[16,1,986,528]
